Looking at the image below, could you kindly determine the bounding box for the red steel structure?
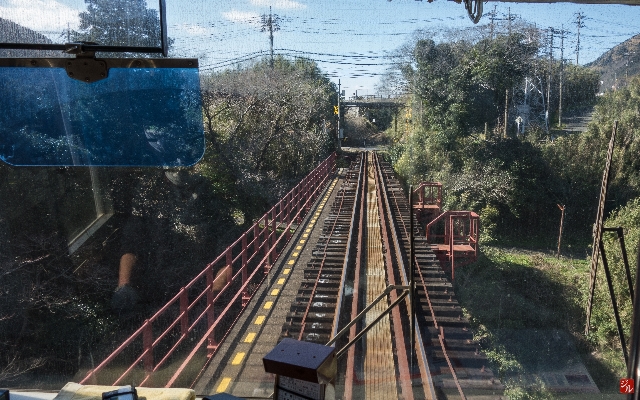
[81,153,336,388]
[412,182,442,225]
[425,211,479,280]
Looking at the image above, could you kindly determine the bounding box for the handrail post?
[409,185,416,372]
[253,224,260,253]
[262,216,270,273]
[143,320,154,377]
[180,288,188,336]
[450,215,455,280]
[242,235,249,306]
[226,247,233,269]
[206,266,217,356]
[271,208,277,261]
[284,193,291,240]
[294,186,301,224]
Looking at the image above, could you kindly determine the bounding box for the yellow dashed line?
[245,332,257,343]
[264,301,273,310]
[296,246,302,250]
[303,233,309,238]
[299,239,306,244]
[255,316,265,325]
[283,268,291,275]
[232,352,245,365]
[293,252,299,257]
[271,289,280,296]
[217,378,231,393]
[288,259,295,265]
[277,278,285,285]
[305,228,311,232]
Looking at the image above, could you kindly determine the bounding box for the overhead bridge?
[342,96,406,109]
[80,151,501,400]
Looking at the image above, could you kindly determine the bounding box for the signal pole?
[337,79,341,150]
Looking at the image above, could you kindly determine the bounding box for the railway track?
[281,153,502,399]
[375,153,504,399]
[280,152,365,345]
[278,151,503,399]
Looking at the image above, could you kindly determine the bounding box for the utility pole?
[559,26,565,129]
[574,12,586,65]
[557,204,566,258]
[504,89,509,138]
[624,51,636,82]
[261,7,280,68]
[490,5,497,38]
[547,28,554,129]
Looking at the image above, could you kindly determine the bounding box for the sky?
[1,0,639,96]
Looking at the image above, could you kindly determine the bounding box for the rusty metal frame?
[425,210,479,280]
[412,183,442,217]
[80,153,336,387]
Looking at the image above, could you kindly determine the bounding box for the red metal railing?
[425,210,479,279]
[412,182,442,210]
[80,153,336,388]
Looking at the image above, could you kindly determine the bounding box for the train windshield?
[1,1,640,399]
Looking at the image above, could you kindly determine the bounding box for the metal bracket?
[63,45,108,83]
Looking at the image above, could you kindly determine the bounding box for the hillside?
[0,17,60,57]
[587,33,640,92]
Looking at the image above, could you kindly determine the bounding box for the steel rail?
[373,152,414,400]
[395,189,465,398]
[336,290,410,359]
[327,284,408,347]
[374,154,440,400]
[438,327,467,400]
[331,152,366,342]
[383,165,460,399]
[344,152,367,400]
[298,156,362,340]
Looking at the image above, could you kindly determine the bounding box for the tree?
[72,0,169,56]
[200,57,336,220]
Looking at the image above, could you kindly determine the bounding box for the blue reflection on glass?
[0,67,204,166]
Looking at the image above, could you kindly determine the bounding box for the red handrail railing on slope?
[425,210,479,280]
[80,152,336,388]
